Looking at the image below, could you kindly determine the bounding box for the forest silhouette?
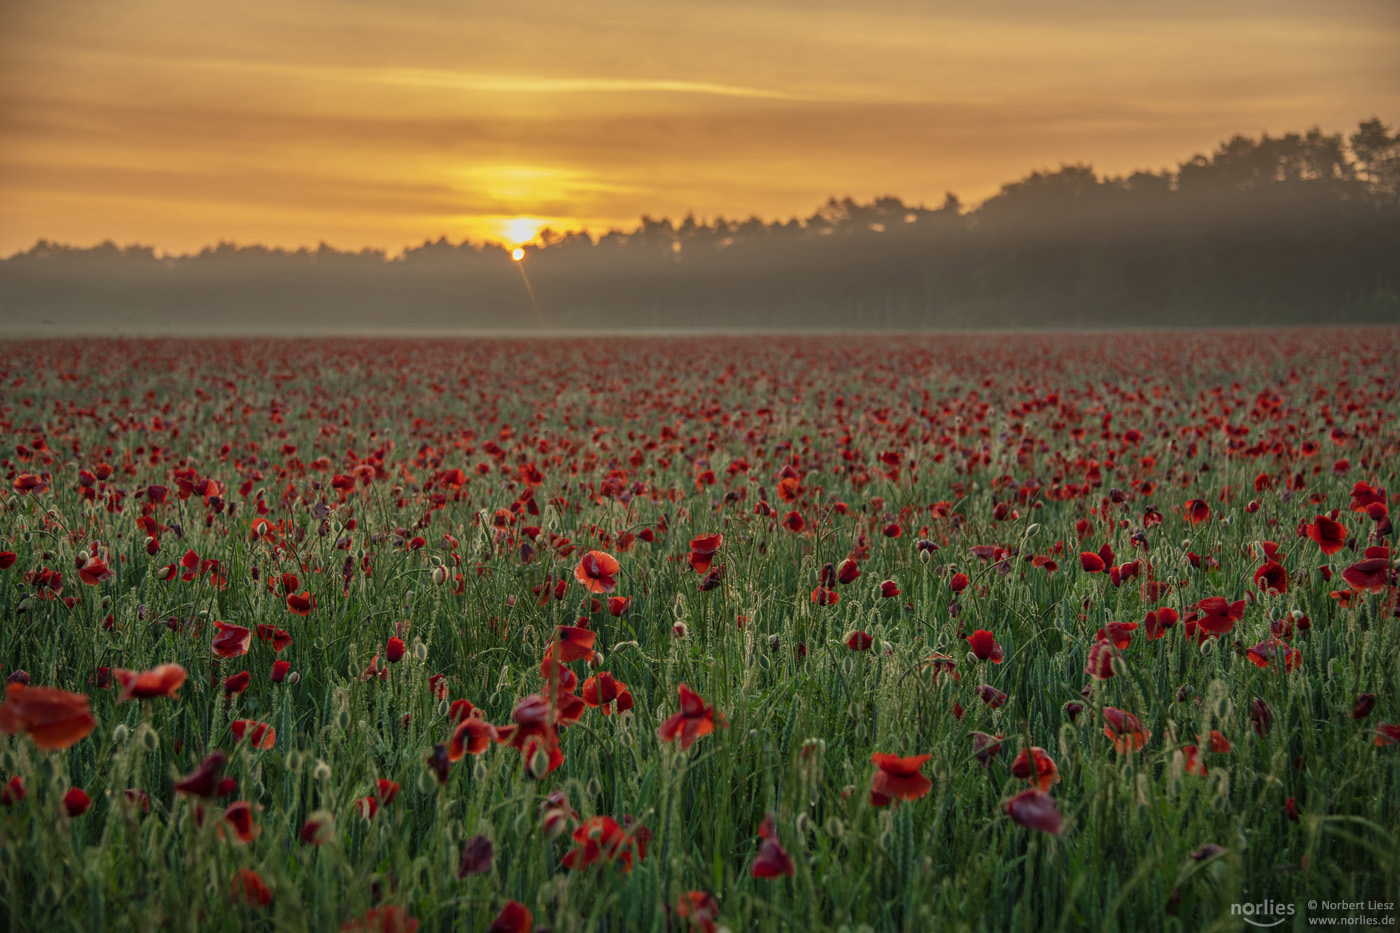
[2,118,1397,333]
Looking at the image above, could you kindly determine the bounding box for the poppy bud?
[112,724,129,744]
[139,725,159,752]
[287,671,300,685]
[528,747,551,780]
[337,710,352,731]
[313,760,332,782]
[413,641,428,661]
[431,565,448,586]
[672,622,689,638]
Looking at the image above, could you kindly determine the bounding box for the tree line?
[2,118,1397,332]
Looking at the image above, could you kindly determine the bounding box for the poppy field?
[1,331,1399,932]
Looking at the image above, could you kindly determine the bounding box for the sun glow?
[499,216,549,247]
[511,247,525,261]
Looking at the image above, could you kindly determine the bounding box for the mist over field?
[3,120,1398,335]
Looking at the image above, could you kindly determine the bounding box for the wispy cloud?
[185,58,812,101]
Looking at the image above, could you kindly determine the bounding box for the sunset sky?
[1,0,1397,256]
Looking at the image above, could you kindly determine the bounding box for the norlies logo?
[1231,900,1297,927]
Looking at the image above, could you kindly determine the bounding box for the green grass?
[0,332,1398,932]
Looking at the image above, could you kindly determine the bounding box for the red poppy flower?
[581,672,635,716]
[923,653,958,681]
[1251,698,1274,736]
[950,572,969,592]
[286,591,314,616]
[1184,499,1210,524]
[222,801,260,845]
[1005,788,1062,834]
[970,732,1004,766]
[449,716,494,760]
[676,891,720,933]
[563,815,644,872]
[1194,597,1245,636]
[487,901,532,933]
[232,868,272,908]
[341,906,418,933]
[1246,639,1302,672]
[844,630,873,651]
[836,559,861,584]
[448,833,493,877]
[12,473,50,495]
[1079,552,1106,573]
[1142,607,1178,640]
[1375,723,1400,746]
[223,671,252,695]
[78,556,113,585]
[231,719,277,749]
[255,623,293,652]
[212,621,251,658]
[750,813,795,878]
[300,810,335,845]
[0,683,97,750]
[1342,552,1391,592]
[1350,481,1387,513]
[606,596,631,616]
[175,751,229,797]
[687,534,723,574]
[1,776,24,806]
[385,636,406,663]
[548,624,597,663]
[1102,707,1150,753]
[976,684,1008,708]
[1304,515,1347,555]
[782,511,807,533]
[1253,560,1288,594]
[1354,693,1376,719]
[115,663,187,702]
[868,752,932,806]
[1096,621,1138,651]
[1084,639,1117,680]
[1010,746,1059,791]
[63,787,92,817]
[879,580,900,598]
[966,629,1003,663]
[657,683,722,750]
[574,550,620,594]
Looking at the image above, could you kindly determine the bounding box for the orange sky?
[1,0,1397,256]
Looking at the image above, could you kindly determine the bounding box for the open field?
[1,331,1398,932]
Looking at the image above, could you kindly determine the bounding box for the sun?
[501,216,546,247]
[512,247,525,261]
